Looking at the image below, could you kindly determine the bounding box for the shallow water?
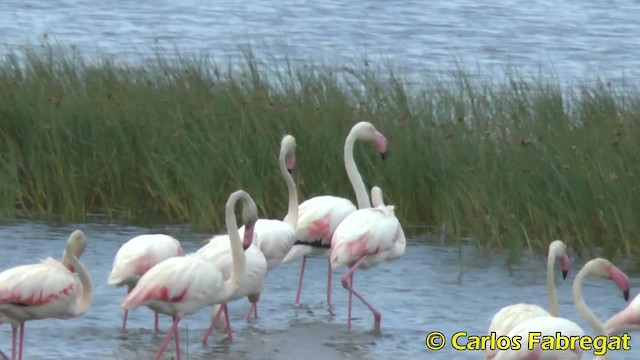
[0,221,639,359]
[1,0,639,85]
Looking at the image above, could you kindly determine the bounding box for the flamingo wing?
[330,205,401,268]
[289,196,356,244]
[121,255,223,310]
[0,258,78,307]
[108,234,183,285]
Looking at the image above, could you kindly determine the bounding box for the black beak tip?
[562,270,568,280]
[624,289,630,302]
[287,168,294,174]
[380,151,387,160]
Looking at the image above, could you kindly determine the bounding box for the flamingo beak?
[562,270,568,280]
[287,168,294,174]
[380,151,387,160]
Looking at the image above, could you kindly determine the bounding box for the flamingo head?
[352,121,388,160]
[604,293,640,335]
[587,258,630,301]
[62,229,87,272]
[549,240,570,279]
[281,134,297,174]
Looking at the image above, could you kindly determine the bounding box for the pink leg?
[223,304,233,343]
[340,256,382,332]
[254,303,258,318]
[17,322,24,360]
[327,259,332,306]
[245,304,254,322]
[294,256,307,305]
[201,305,225,345]
[154,312,160,334]
[347,273,354,329]
[0,349,7,360]
[10,325,16,360]
[173,320,181,360]
[155,316,181,360]
[121,309,128,333]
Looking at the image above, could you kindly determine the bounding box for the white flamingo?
[282,121,388,306]
[485,240,570,359]
[108,234,183,333]
[121,189,258,360]
[201,134,298,338]
[493,258,630,360]
[329,184,406,332]
[0,230,93,360]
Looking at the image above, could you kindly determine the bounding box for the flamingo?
[603,293,640,335]
[107,234,183,333]
[200,134,298,340]
[282,121,388,306]
[0,230,93,360]
[329,185,406,332]
[121,189,258,360]
[484,240,570,359]
[493,257,630,360]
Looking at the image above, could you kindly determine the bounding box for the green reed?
[1,45,639,258]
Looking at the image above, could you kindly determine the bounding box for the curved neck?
[546,252,559,316]
[344,133,371,209]
[226,195,247,284]
[573,265,608,357]
[280,153,298,229]
[65,251,93,317]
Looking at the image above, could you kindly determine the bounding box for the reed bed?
[1,45,639,258]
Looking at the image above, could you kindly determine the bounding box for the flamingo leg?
[155,316,180,360]
[17,322,24,360]
[201,305,225,345]
[340,255,382,332]
[245,304,255,322]
[348,272,354,329]
[154,312,160,334]
[10,325,16,360]
[0,349,7,360]
[294,256,307,305]
[327,259,332,306]
[173,319,181,360]
[223,304,233,343]
[121,309,128,333]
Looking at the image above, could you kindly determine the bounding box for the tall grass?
[1,45,639,258]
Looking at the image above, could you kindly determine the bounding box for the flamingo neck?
[280,152,298,230]
[226,194,247,285]
[546,249,559,316]
[344,132,371,209]
[572,263,608,341]
[64,250,93,317]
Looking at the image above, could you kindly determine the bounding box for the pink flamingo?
[493,258,630,360]
[484,240,570,359]
[121,189,259,360]
[202,135,298,338]
[282,121,388,306]
[108,234,183,333]
[0,230,93,360]
[329,185,406,332]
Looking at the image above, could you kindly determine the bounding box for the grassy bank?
[1,45,639,258]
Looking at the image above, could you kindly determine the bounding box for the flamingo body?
[108,234,183,333]
[330,205,405,270]
[0,258,86,321]
[196,235,267,302]
[238,220,295,271]
[493,316,584,360]
[122,254,227,317]
[283,195,357,260]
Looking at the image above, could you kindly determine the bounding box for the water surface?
[0,221,638,359]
